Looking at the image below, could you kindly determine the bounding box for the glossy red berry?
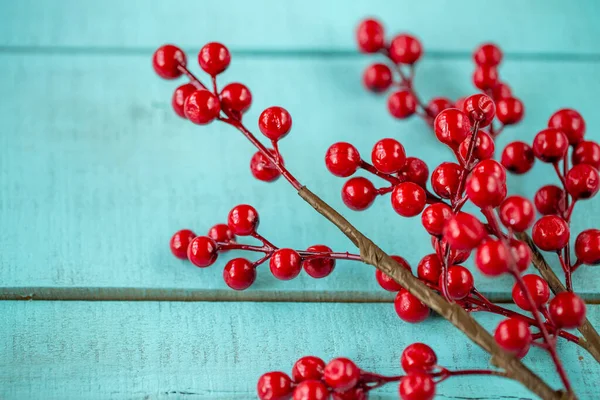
[458,130,495,162]
[325,142,361,177]
[466,170,506,208]
[251,150,282,182]
[431,162,463,199]
[270,248,302,280]
[426,97,453,118]
[184,90,221,124]
[421,203,452,236]
[473,43,503,66]
[462,94,495,127]
[495,97,524,125]
[223,258,256,290]
[417,254,443,283]
[292,356,326,382]
[475,239,510,276]
[401,343,437,373]
[388,90,417,119]
[208,223,236,244]
[549,292,586,329]
[399,157,429,186]
[512,274,550,311]
[566,164,599,199]
[532,128,569,163]
[152,44,186,79]
[501,141,535,174]
[323,358,360,392]
[433,109,472,147]
[443,212,487,251]
[442,265,474,300]
[198,42,230,76]
[293,380,329,400]
[228,204,259,236]
[371,138,406,173]
[341,177,377,211]
[259,106,292,141]
[392,182,427,217]
[257,371,293,400]
[376,256,411,292]
[399,373,435,400]
[548,109,586,145]
[395,289,430,323]
[172,83,197,118]
[389,34,422,64]
[573,141,600,169]
[494,318,531,358]
[509,238,532,272]
[356,18,385,53]
[220,82,252,113]
[472,159,506,183]
[532,215,570,251]
[534,185,566,215]
[187,236,218,267]
[303,245,336,278]
[490,82,512,100]
[499,196,535,232]
[363,63,393,92]
[473,65,498,90]
[575,229,600,265]
[170,229,196,259]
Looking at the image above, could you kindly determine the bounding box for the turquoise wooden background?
[1,0,599,398]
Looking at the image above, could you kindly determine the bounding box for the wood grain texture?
[1,0,599,55]
[1,301,599,399]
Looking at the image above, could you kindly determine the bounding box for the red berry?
[228,204,259,236]
[472,159,506,183]
[401,343,437,373]
[223,258,256,290]
[341,177,377,211]
[303,245,336,278]
[323,358,360,392]
[187,236,218,267]
[534,185,566,215]
[490,82,512,100]
[475,239,510,276]
[363,63,393,92]
[259,106,292,141]
[458,130,495,162]
[495,97,524,125]
[575,229,600,265]
[441,265,474,300]
[462,94,495,127]
[509,238,532,272]
[172,83,197,118]
[376,256,411,291]
[431,238,472,265]
[473,43,503,67]
[532,128,569,163]
[394,289,430,323]
[170,229,196,259]
[499,196,535,232]
[251,150,282,182]
[443,212,487,250]
[292,356,326,382]
[208,223,236,243]
[257,371,293,400]
[573,141,600,169]
[473,65,498,90]
[388,90,417,119]
[549,292,586,329]
[466,170,506,208]
[566,164,599,199]
[184,90,221,124]
[532,215,570,251]
[198,42,230,76]
[494,318,531,358]
[434,109,472,147]
[421,203,452,236]
[426,97,453,119]
[389,34,423,65]
[152,44,186,79]
[356,18,385,53]
[392,182,427,217]
[512,274,550,311]
[417,254,443,283]
[431,162,463,199]
[548,108,586,145]
[270,248,302,280]
[293,380,329,400]
[220,82,252,113]
[400,157,429,186]
[399,373,435,400]
[325,142,361,177]
[372,138,406,173]
[501,141,535,174]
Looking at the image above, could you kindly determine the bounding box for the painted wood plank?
[0,301,598,399]
[1,0,600,55]
[0,54,599,299]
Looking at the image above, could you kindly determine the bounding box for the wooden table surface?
[1,1,599,398]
